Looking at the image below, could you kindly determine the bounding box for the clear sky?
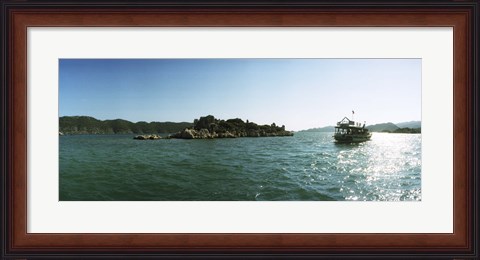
[59,59,421,131]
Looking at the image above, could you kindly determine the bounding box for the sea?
[59,132,421,201]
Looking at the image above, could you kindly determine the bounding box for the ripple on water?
[59,132,421,201]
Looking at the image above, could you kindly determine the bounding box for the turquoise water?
[59,132,421,201]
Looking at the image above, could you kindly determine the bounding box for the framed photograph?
[1,0,478,258]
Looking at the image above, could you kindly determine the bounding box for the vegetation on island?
[59,116,192,135]
[169,115,294,139]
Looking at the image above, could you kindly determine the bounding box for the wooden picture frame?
[1,1,478,258]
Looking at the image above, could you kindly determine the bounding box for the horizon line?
[59,115,421,131]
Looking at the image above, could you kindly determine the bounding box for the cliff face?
[170,115,294,139]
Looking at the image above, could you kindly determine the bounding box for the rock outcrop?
[133,134,162,140]
[169,115,294,139]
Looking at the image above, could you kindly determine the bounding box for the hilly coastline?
[300,121,421,134]
[59,116,192,135]
[59,115,294,138]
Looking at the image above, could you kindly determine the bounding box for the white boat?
[333,117,372,143]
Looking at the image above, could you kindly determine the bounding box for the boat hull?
[334,133,372,143]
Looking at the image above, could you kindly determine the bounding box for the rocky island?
[133,134,162,140]
[169,115,293,139]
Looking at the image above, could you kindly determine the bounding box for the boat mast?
[352,110,355,121]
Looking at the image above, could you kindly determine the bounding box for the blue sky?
[59,59,421,131]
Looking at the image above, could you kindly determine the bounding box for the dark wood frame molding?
[1,1,478,258]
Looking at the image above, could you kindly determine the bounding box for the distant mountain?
[366,121,421,133]
[366,122,399,132]
[396,121,421,129]
[299,126,335,132]
[59,116,193,135]
[291,120,422,133]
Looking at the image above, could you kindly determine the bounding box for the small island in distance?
[169,115,293,139]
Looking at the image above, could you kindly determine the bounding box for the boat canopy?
[335,117,365,129]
